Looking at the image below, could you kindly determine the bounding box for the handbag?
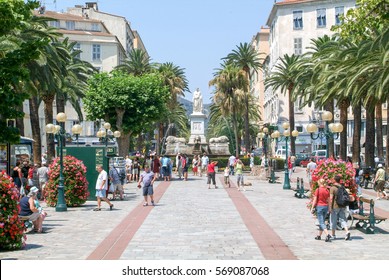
[108,183,115,193]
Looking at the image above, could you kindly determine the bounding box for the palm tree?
[154,62,189,154]
[265,54,301,156]
[209,63,248,157]
[115,48,151,76]
[224,42,262,153]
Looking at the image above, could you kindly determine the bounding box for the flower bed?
[307,158,357,210]
[45,155,89,207]
[0,172,25,250]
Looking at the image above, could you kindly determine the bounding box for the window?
[66,21,75,30]
[91,23,100,31]
[50,20,60,28]
[293,11,303,30]
[73,43,81,59]
[296,126,303,133]
[316,8,326,28]
[92,44,101,61]
[294,99,303,113]
[294,38,302,55]
[335,6,344,25]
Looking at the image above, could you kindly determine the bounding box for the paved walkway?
[1,167,389,260]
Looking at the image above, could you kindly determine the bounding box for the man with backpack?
[329,175,351,241]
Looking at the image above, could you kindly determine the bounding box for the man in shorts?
[109,163,124,200]
[200,153,209,177]
[94,165,114,211]
[138,165,156,206]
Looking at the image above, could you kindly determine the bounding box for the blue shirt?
[141,170,154,186]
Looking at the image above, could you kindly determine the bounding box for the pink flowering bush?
[0,171,25,250]
[45,155,89,207]
[307,158,357,211]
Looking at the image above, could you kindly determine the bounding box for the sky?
[46,0,275,103]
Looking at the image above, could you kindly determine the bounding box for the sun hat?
[378,163,383,168]
[30,186,39,193]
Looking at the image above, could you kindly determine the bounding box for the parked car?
[299,157,311,168]
[295,153,310,166]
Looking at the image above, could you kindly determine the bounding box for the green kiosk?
[62,145,117,200]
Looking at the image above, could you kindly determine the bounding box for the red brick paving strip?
[87,181,171,260]
[221,177,298,260]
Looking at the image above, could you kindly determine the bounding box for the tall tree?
[84,71,170,156]
[265,54,300,156]
[224,42,262,153]
[209,63,248,157]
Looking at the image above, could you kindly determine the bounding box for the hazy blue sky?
[48,0,275,103]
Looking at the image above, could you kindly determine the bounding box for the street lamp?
[45,113,83,212]
[96,121,121,166]
[271,122,299,190]
[306,111,343,157]
[71,124,82,146]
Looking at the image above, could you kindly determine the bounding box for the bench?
[293,177,309,198]
[352,197,387,234]
[18,215,33,230]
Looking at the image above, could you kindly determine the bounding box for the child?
[224,165,230,187]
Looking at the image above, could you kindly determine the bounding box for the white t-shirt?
[228,155,236,166]
[96,170,108,190]
[307,162,317,173]
[201,156,209,166]
[126,158,132,167]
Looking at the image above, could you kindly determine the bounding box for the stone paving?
[1,167,389,260]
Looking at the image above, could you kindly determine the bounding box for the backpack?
[336,184,350,207]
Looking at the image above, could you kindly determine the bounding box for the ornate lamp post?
[306,111,343,158]
[271,122,299,190]
[96,122,121,166]
[45,113,83,212]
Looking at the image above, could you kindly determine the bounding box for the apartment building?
[250,27,270,127]
[23,3,147,149]
[264,0,355,153]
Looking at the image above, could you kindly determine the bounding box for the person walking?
[200,153,209,177]
[176,154,183,179]
[125,156,132,183]
[329,175,351,240]
[228,154,236,175]
[37,163,49,200]
[161,154,171,181]
[137,165,156,206]
[151,155,161,180]
[306,158,317,185]
[373,163,388,200]
[94,165,114,211]
[310,178,331,242]
[207,160,218,189]
[288,156,293,180]
[235,159,245,191]
[182,154,189,181]
[224,165,231,187]
[192,155,199,176]
[109,163,124,200]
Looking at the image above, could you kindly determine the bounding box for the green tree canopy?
[84,71,170,155]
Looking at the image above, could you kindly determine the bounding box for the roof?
[33,10,100,23]
[276,0,315,5]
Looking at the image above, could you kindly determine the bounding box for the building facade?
[23,3,147,151]
[264,0,356,154]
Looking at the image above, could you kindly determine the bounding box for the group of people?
[310,176,352,242]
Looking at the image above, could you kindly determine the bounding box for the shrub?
[0,172,25,250]
[307,158,357,211]
[45,155,89,207]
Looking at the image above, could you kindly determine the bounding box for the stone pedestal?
[188,113,207,144]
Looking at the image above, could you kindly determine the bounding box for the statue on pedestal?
[192,88,203,114]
